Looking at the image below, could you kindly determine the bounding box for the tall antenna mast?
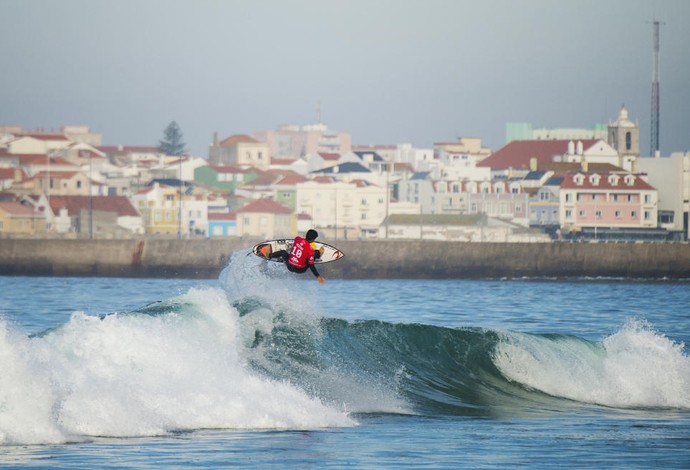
[649,20,664,156]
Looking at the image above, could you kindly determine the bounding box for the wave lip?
[493,320,690,410]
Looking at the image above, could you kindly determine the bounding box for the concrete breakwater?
[1,238,689,279]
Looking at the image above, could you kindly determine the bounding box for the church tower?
[608,107,640,169]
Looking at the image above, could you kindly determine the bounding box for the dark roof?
[353,151,385,162]
[410,171,431,181]
[311,162,371,174]
[524,171,548,180]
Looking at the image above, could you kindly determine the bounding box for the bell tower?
[608,106,640,157]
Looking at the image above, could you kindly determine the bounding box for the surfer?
[260,229,326,284]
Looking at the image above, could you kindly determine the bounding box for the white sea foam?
[0,287,354,446]
[493,319,690,409]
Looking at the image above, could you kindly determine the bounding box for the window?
[631,210,637,218]
[565,209,573,219]
[625,132,632,151]
[77,181,82,189]
[596,210,602,219]
[579,210,586,217]
[644,194,651,204]
[615,210,622,218]
[565,194,572,202]
[644,211,651,221]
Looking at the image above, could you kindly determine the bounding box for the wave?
[1,251,688,445]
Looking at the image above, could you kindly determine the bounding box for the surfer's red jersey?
[288,236,315,269]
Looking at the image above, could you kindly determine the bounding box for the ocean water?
[1,250,689,468]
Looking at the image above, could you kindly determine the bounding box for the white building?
[296,177,387,239]
[637,151,690,239]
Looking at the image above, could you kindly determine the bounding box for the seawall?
[1,239,689,279]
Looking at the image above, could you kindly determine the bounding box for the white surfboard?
[252,239,344,264]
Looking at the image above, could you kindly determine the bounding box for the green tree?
[159,121,187,156]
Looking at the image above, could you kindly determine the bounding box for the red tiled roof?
[32,171,79,179]
[311,176,335,184]
[219,134,259,146]
[48,196,140,217]
[0,201,37,216]
[351,179,374,188]
[0,168,25,180]
[237,198,292,214]
[271,158,297,165]
[479,139,600,170]
[297,212,312,220]
[275,174,308,185]
[560,173,655,191]
[208,212,236,221]
[15,133,69,141]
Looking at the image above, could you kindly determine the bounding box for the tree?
[159,121,187,156]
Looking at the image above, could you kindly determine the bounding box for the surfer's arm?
[308,263,325,284]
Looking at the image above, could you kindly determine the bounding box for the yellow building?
[0,201,46,235]
[132,182,183,235]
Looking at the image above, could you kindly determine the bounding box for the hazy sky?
[2,0,689,157]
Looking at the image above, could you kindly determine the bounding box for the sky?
[2,0,689,157]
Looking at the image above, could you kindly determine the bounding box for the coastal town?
[1,107,689,243]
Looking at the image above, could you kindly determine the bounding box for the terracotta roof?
[0,168,25,180]
[275,173,308,185]
[48,196,140,217]
[539,162,623,173]
[560,173,655,191]
[236,198,292,214]
[0,201,37,216]
[271,158,297,165]
[15,154,74,166]
[219,134,259,146]
[351,179,376,188]
[32,171,80,179]
[208,212,236,221]
[311,176,335,184]
[479,139,600,170]
[297,212,312,220]
[15,133,69,141]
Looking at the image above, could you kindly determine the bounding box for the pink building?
[559,172,657,233]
